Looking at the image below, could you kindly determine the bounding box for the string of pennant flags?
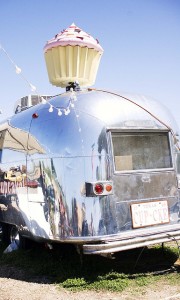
[0,43,77,116]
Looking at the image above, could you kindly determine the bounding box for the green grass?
[0,241,179,292]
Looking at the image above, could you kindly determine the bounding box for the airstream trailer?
[0,88,180,255]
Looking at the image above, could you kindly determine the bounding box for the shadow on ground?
[0,240,179,287]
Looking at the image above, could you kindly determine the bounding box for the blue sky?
[0,0,180,126]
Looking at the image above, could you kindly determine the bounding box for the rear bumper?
[83,225,180,255]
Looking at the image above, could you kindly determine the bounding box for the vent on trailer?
[14,95,51,114]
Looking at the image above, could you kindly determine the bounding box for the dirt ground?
[0,265,180,300]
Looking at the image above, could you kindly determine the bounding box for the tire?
[9,225,32,249]
[9,225,20,245]
[0,223,32,249]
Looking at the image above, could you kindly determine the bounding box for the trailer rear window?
[111,132,172,171]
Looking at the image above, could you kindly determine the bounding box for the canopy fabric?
[0,122,45,154]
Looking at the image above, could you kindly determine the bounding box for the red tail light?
[94,183,104,194]
[85,181,113,197]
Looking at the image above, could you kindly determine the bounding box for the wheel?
[0,223,32,249]
[9,225,20,246]
[9,225,32,249]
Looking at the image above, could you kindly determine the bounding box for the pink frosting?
[44,23,103,53]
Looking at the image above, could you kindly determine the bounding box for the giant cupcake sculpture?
[44,23,104,89]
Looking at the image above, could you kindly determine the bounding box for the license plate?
[131,200,169,228]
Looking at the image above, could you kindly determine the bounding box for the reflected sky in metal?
[0,89,179,244]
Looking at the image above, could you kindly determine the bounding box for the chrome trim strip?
[83,227,180,254]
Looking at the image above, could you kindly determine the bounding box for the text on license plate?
[131,200,169,228]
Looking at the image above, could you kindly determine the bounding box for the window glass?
[111,132,172,171]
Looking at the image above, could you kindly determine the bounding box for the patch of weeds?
[62,278,87,291]
[90,277,128,292]
[135,274,156,287]
[62,272,129,292]
[164,272,180,285]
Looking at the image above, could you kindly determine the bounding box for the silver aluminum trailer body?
[0,89,180,254]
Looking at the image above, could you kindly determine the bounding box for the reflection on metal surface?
[0,166,26,194]
[0,122,45,154]
[4,166,26,182]
[0,89,179,254]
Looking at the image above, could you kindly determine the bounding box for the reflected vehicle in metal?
[0,89,180,255]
